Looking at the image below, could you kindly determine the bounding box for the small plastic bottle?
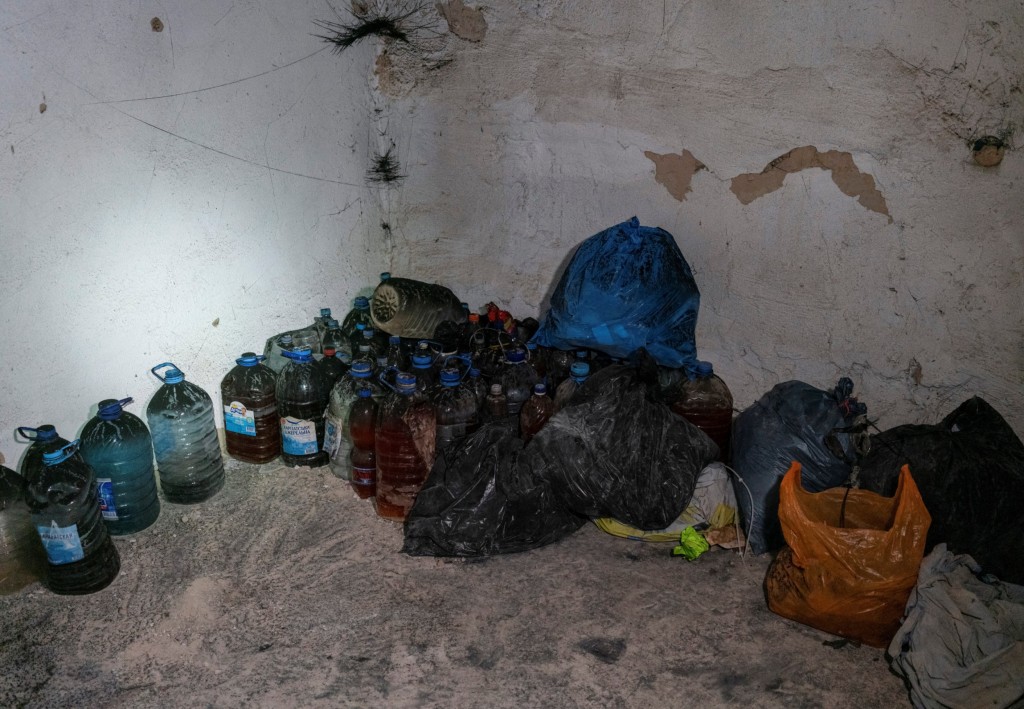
[498,347,540,415]
[220,352,281,464]
[348,388,378,499]
[554,362,590,412]
[321,319,347,355]
[485,383,508,421]
[80,397,161,535]
[671,361,734,461]
[325,360,381,479]
[147,363,225,504]
[520,383,554,444]
[0,466,45,595]
[276,347,329,468]
[385,335,406,371]
[431,368,479,449]
[25,441,120,595]
[375,372,436,522]
[317,347,348,390]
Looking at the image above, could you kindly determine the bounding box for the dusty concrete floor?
[0,458,912,708]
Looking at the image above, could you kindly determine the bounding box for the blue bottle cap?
[350,361,372,377]
[576,350,588,359]
[364,329,375,338]
[279,334,294,345]
[534,383,547,395]
[460,302,469,310]
[98,398,133,421]
[42,439,80,466]
[152,362,185,384]
[355,323,366,332]
[526,342,538,351]
[354,296,370,309]
[389,335,401,345]
[357,387,374,399]
[440,368,461,386]
[395,372,417,393]
[338,352,352,364]
[469,367,481,378]
[380,272,391,281]
[320,308,332,318]
[505,348,526,364]
[327,318,340,328]
[236,352,263,367]
[696,361,714,376]
[412,353,433,369]
[570,362,590,378]
[282,347,313,363]
[15,425,58,442]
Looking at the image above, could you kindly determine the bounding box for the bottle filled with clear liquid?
[498,347,540,415]
[220,353,281,464]
[671,361,734,461]
[147,362,225,504]
[375,372,436,522]
[80,397,161,535]
[276,347,329,468]
[325,360,381,479]
[348,388,378,500]
[0,465,45,595]
[553,362,590,412]
[25,441,120,595]
[520,383,555,444]
[431,367,479,450]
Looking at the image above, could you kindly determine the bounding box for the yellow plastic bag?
[765,462,930,648]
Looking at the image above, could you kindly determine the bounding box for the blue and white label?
[37,521,85,565]
[324,418,340,458]
[281,417,319,455]
[96,478,118,521]
[225,401,256,436]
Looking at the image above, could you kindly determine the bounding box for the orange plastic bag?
[765,462,930,648]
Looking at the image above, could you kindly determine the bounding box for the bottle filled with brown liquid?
[348,388,378,499]
[375,372,436,522]
[220,352,280,464]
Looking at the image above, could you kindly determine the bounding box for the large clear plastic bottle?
[498,347,540,415]
[554,362,590,412]
[220,352,281,464]
[341,297,374,347]
[80,397,161,535]
[370,277,465,340]
[325,360,380,479]
[375,372,436,522]
[671,361,734,461]
[147,362,225,504]
[520,383,555,444]
[348,388,378,500]
[0,466,44,594]
[276,347,329,468]
[431,367,479,450]
[15,425,77,482]
[25,441,120,595]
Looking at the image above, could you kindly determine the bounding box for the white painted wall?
[0,1,383,466]
[1,0,1021,468]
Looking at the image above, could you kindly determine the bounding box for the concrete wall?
[1,0,1021,465]
[0,1,382,465]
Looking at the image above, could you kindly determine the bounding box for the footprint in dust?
[466,644,503,670]
[578,637,626,664]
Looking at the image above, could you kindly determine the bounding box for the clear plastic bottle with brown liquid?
[520,383,554,444]
[671,361,733,461]
[220,352,281,464]
[375,372,436,522]
[348,388,378,499]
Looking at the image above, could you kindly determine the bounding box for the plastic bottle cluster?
[3,272,732,596]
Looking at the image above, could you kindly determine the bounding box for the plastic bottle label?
[351,465,376,487]
[96,479,118,521]
[281,417,319,455]
[37,521,85,565]
[224,401,256,436]
[324,418,340,457]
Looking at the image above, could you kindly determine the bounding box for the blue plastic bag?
[532,217,701,369]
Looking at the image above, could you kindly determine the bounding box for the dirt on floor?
[0,458,912,708]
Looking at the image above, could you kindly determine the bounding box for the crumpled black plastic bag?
[859,397,1024,585]
[530,356,719,530]
[730,379,865,555]
[402,420,585,557]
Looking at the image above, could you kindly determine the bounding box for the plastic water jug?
[15,425,77,482]
[276,347,329,468]
[348,388,378,499]
[520,383,554,444]
[375,372,436,522]
[80,398,161,535]
[554,362,590,412]
[25,441,121,595]
[671,361,734,461]
[370,277,464,339]
[220,353,281,464]
[498,347,540,415]
[325,360,381,479]
[342,297,374,346]
[147,362,225,503]
[0,466,44,594]
[431,367,479,449]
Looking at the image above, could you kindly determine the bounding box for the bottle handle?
[15,426,41,441]
[151,362,177,382]
[377,365,399,392]
[442,354,472,379]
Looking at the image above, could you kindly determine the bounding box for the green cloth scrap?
[672,526,710,560]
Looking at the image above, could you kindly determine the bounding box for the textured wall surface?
[380,0,1023,435]
[0,1,382,464]
[1,0,1021,465]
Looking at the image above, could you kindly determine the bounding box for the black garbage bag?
[530,354,719,530]
[859,397,1024,585]
[402,420,585,557]
[730,378,866,555]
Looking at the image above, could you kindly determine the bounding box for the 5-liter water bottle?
[80,398,161,535]
[220,352,281,464]
[25,441,120,595]
[276,347,329,468]
[317,347,348,390]
[520,383,554,444]
[554,362,590,412]
[498,347,540,415]
[432,367,479,450]
[15,425,77,482]
[147,363,225,504]
[348,388,378,499]
[325,360,381,479]
[484,383,508,421]
[671,361,734,461]
[375,372,436,522]
[342,297,374,345]
[265,333,295,373]
[370,277,465,339]
[0,466,45,594]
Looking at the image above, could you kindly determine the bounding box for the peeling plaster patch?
[730,146,891,222]
[644,149,705,201]
[436,0,487,42]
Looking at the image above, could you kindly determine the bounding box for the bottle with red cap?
[375,372,436,522]
[317,347,348,390]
